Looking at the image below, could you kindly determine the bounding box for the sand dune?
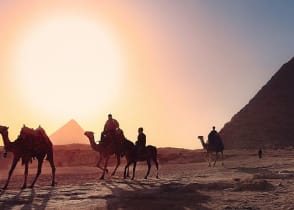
[1,149,294,209]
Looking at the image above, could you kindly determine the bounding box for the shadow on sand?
[102,180,211,210]
[0,187,54,210]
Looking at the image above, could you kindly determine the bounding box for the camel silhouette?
[198,136,224,167]
[84,130,128,179]
[123,143,159,180]
[0,125,56,189]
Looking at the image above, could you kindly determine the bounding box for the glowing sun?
[11,14,125,119]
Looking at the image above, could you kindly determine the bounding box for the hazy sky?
[1,0,294,149]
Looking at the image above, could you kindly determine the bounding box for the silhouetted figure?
[198,126,224,167]
[84,130,131,179]
[101,114,120,145]
[124,132,159,179]
[258,148,263,159]
[104,114,119,133]
[135,127,146,156]
[0,125,55,190]
[208,126,218,145]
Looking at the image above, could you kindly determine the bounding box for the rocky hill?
[220,57,294,149]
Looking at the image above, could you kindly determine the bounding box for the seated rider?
[104,114,119,133]
[101,114,120,144]
[208,126,218,144]
[208,126,224,150]
[135,127,146,156]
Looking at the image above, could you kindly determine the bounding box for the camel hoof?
[144,177,147,179]
[99,176,104,180]
[156,175,159,179]
[21,185,27,189]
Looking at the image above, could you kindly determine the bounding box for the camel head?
[84,131,94,139]
[0,125,9,134]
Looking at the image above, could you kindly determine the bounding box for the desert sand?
[1,149,294,210]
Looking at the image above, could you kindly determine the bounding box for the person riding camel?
[208,126,218,144]
[208,126,224,149]
[135,127,146,157]
[104,114,119,133]
[100,114,120,145]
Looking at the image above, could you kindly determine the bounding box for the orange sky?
[1,1,294,149]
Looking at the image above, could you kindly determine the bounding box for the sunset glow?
[1,1,294,149]
[11,14,125,119]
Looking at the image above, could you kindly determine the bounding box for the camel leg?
[96,155,108,173]
[100,156,110,180]
[221,151,224,166]
[124,161,132,179]
[144,160,151,179]
[111,155,120,176]
[213,152,218,167]
[48,159,56,186]
[30,158,43,188]
[153,157,159,179]
[21,162,29,189]
[3,156,20,190]
[47,148,56,186]
[207,152,211,167]
[131,162,137,180]
[126,164,130,177]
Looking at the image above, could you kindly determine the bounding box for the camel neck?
[0,131,12,150]
[88,136,100,151]
[199,138,206,149]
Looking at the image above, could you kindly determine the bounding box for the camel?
[0,125,56,189]
[84,130,124,179]
[123,144,159,180]
[198,135,224,167]
[84,130,135,179]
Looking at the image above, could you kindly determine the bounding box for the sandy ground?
[1,149,294,210]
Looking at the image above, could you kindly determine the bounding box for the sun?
[11,14,125,119]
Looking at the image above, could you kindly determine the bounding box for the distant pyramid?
[220,57,294,149]
[50,119,88,145]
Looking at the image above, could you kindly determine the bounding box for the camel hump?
[20,125,52,146]
[20,126,36,137]
[36,126,53,146]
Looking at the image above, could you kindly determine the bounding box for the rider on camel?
[135,127,146,157]
[100,114,120,144]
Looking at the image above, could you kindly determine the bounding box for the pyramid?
[220,57,294,149]
[50,119,88,145]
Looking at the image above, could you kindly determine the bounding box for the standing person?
[135,127,146,156]
[258,148,263,159]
